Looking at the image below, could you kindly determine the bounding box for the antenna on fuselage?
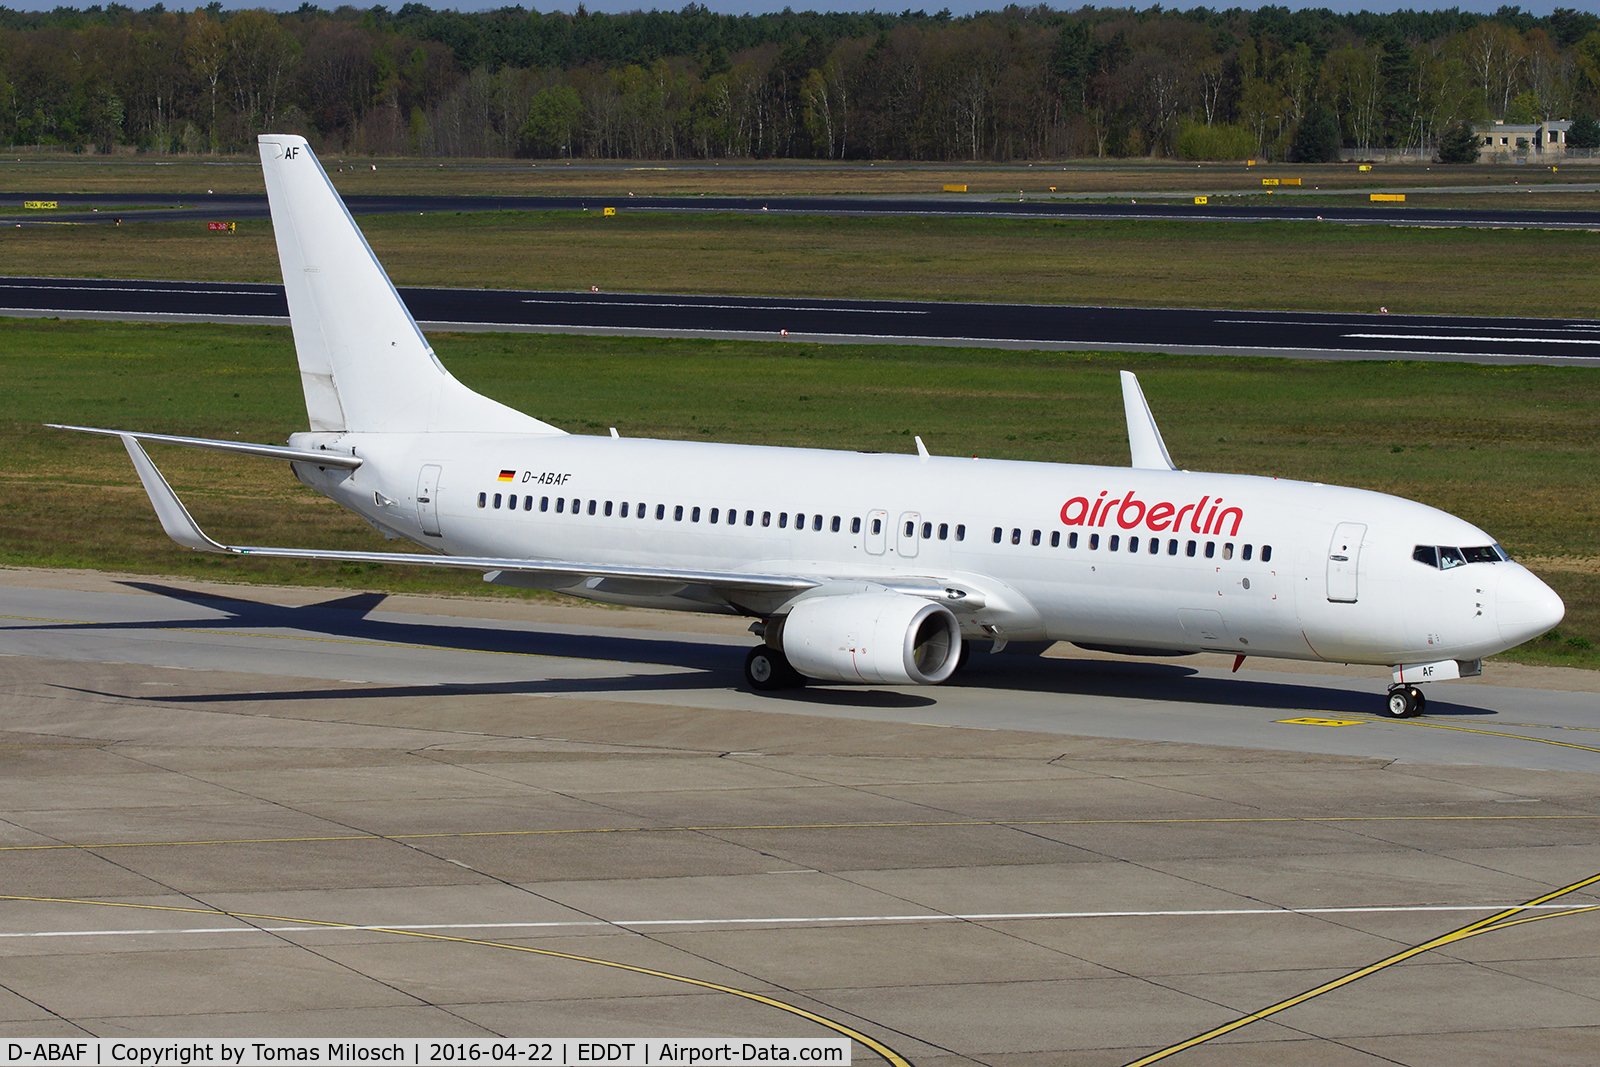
[1120,371,1177,471]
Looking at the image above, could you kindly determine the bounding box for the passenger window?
[938,523,948,540]
[541,496,549,512]
[798,513,807,530]
[1222,543,1233,560]
[1089,533,1100,550]
[1168,539,1179,555]
[905,520,914,537]
[872,518,883,535]
[1128,536,1139,553]
[556,497,565,513]
[1261,545,1273,563]
[619,501,628,517]
[691,506,701,522]
[524,495,533,511]
[992,527,1002,544]
[747,510,756,526]
[955,524,965,541]
[922,521,932,539]
[728,509,737,525]
[1068,532,1078,548]
[1011,528,1021,545]
[814,515,823,531]
[708,507,718,523]
[832,516,841,533]
[1108,535,1119,551]
[1186,540,1197,557]
[604,501,613,517]
[478,492,486,508]
[1050,531,1060,547]
[780,513,789,529]
[675,505,685,521]
[587,500,597,516]
[1149,538,1159,555]
[1204,541,1215,558]
[763,511,772,527]
[851,517,861,534]
[493,493,502,509]
[656,504,665,520]
[571,497,580,513]
[1031,529,1041,546]
[508,495,518,511]
[1242,544,1252,560]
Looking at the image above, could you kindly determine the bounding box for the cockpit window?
[1414,544,1507,569]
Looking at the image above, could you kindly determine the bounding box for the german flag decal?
[498,470,516,482]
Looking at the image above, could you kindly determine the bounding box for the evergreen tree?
[1291,104,1341,162]
[1567,115,1600,150]
[1437,121,1480,163]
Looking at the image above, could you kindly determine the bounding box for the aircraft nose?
[1498,566,1565,647]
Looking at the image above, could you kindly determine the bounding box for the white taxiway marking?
[3,904,1585,940]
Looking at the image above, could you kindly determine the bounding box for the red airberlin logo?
[1061,490,1243,537]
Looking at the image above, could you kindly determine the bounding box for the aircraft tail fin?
[1120,371,1177,471]
[258,134,562,437]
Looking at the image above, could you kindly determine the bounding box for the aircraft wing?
[113,432,819,603]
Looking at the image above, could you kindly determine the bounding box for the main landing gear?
[744,645,805,691]
[1384,684,1427,719]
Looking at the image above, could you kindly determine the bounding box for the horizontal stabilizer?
[1120,371,1177,471]
[50,424,363,469]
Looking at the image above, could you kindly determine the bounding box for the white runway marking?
[4,903,1586,940]
[520,298,927,315]
[1345,332,1600,346]
[0,282,269,296]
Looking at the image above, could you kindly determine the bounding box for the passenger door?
[1326,522,1365,602]
[416,464,443,537]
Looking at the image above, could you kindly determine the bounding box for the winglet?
[1120,371,1177,471]
[120,435,230,553]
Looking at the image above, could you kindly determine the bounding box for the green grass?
[1,318,1594,667]
[7,210,1600,317]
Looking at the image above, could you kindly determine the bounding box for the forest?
[5,3,1600,161]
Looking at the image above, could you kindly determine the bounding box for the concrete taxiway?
[1,569,1597,1065]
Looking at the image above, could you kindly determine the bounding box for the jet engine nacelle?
[780,592,962,685]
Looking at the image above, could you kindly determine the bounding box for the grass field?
[2,318,1593,668]
[4,154,1593,198]
[7,210,1600,317]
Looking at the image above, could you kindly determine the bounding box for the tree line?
[6,3,1600,161]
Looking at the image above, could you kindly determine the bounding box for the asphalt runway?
[2,570,1597,1062]
[7,276,1600,366]
[8,191,1600,230]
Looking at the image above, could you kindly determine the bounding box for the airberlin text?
[1061,491,1243,538]
[4,1042,847,1067]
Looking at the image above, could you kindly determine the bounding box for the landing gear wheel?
[744,645,802,691]
[1384,685,1422,718]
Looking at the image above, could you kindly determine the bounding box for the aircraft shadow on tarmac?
[40,582,1504,719]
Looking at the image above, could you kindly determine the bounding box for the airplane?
[53,133,1565,720]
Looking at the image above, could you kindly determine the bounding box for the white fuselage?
[289,430,1561,669]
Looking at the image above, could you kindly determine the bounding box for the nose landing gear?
[1384,684,1427,718]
